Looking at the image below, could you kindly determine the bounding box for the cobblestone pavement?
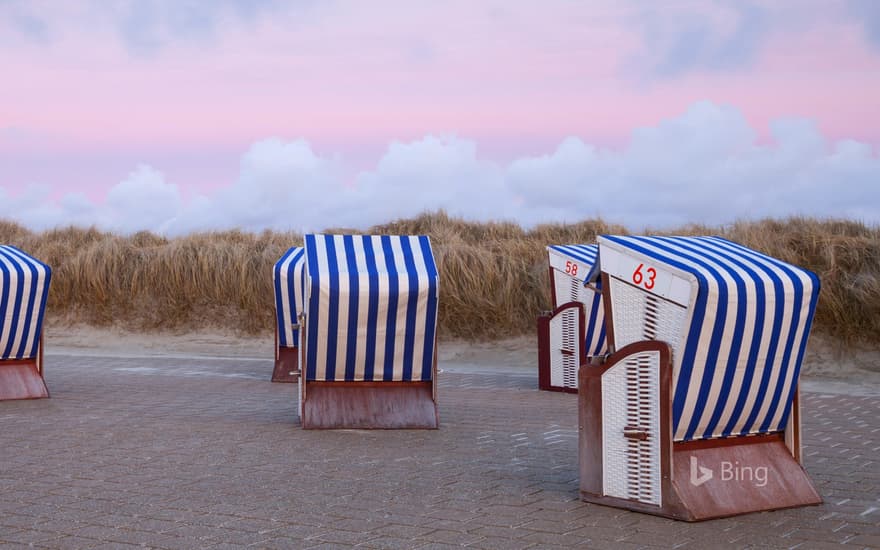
[0,352,878,549]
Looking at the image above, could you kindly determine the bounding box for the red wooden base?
[0,360,49,400]
[272,346,300,383]
[301,381,438,429]
[578,341,821,521]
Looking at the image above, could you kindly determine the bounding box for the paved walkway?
[0,352,878,549]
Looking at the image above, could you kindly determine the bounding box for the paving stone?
[0,352,875,549]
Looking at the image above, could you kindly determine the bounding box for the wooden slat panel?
[0,361,49,400]
[302,381,437,429]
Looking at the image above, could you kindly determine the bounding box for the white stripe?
[389,237,409,380]
[408,236,429,380]
[293,252,304,346]
[352,239,370,380]
[278,250,296,347]
[314,236,332,381]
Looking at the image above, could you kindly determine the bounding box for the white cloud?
[163,138,346,235]
[3,101,878,236]
[351,135,509,227]
[105,164,181,233]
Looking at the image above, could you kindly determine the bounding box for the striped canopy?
[0,246,52,360]
[303,234,439,382]
[598,235,820,442]
[273,247,305,348]
[546,244,607,358]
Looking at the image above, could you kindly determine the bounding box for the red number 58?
[632,263,657,290]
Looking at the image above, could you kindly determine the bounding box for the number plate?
[599,245,691,306]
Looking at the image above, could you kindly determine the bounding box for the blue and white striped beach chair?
[298,234,440,429]
[578,235,821,520]
[0,246,52,400]
[272,246,305,382]
[538,244,607,392]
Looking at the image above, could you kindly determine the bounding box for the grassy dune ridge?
[1,213,878,345]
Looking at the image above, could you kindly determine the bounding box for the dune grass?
[1,212,877,345]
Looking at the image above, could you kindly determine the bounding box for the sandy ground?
[45,323,878,374]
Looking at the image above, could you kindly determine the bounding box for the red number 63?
[632,263,657,290]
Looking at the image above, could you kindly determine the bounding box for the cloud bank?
[1,102,877,236]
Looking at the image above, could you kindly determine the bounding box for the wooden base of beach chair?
[0,359,49,401]
[578,341,821,521]
[301,381,438,429]
[272,346,300,383]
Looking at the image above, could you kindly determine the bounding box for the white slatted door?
[602,349,662,505]
[549,303,580,389]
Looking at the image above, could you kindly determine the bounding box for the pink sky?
[1,0,879,232]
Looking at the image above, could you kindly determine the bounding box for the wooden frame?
[271,323,300,383]
[0,336,49,401]
[537,301,586,393]
[298,316,439,429]
[577,278,822,521]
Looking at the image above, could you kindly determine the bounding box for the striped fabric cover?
[0,246,52,360]
[599,235,820,442]
[273,247,305,348]
[303,234,439,382]
[547,244,607,357]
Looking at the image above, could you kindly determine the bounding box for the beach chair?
[272,247,305,382]
[537,245,607,392]
[298,234,440,429]
[0,246,52,401]
[578,236,821,520]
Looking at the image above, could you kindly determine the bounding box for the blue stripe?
[0,251,12,359]
[706,239,787,436]
[647,236,731,442]
[380,236,399,382]
[672,237,750,440]
[419,236,438,381]
[604,235,711,439]
[363,238,379,380]
[274,247,295,347]
[584,290,601,356]
[12,250,39,359]
[549,244,598,266]
[304,235,321,380]
[777,269,820,431]
[593,321,607,356]
[1,248,26,359]
[756,253,805,433]
[324,236,341,381]
[30,251,51,359]
[12,247,52,359]
[342,236,360,381]
[399,238,419,381]
[695,239,771,438]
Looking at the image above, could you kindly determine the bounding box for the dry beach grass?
[1,212,878,348]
